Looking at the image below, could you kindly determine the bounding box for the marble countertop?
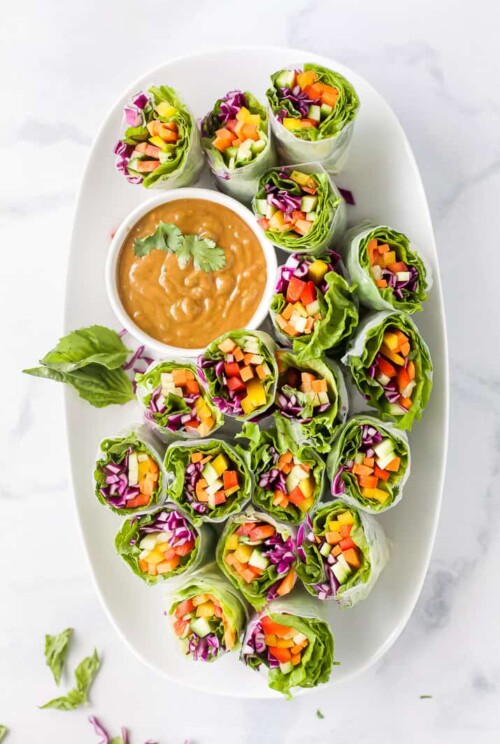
[2,0,499,741]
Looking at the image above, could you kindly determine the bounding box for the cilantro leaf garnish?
[133,221,226,273]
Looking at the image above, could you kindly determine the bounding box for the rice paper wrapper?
[116,84,204,189]
[341,310,433,431]
[252,162,346,254]
[296,502,390,608]
[115,505,216,586]
[216,507,298,610]
[270,249,358,358]
[94,424,167,515]
[163,437,253,524]
[167,563,248,660]
[198,329,278,422]
[241,589,335,697]
[266,63,360,175]
[136,358,224,444]
[275,351,349,453]
[341,222,433,314]
[326,413,411,513]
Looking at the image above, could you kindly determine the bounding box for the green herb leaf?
[45,627,73,685]
[133,221,226,272]
[420,694,433,699]
[0,725,8,742]
[40,649,100,711]
[316,709,325,719]
[25,364,134,407]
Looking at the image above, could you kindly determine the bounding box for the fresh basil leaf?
[25,363,134,407]
[23,366,66,382]
[40,649,100,711]
[38,326,130,373]
[45,627,73,685]
[0,725,8,742]
[134,222,183,257]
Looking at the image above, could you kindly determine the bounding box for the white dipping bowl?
[105,188,278,357]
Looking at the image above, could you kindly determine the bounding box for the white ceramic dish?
[65,46,449,698]
[105,188,278,357]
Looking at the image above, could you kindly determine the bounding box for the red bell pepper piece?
[286,276,306,304]
[300,281,317,306]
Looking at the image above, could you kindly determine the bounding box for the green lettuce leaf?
[94,431,164,515]
[236,417,325,525]
[274,351,348,453]
[115,507,214,585]
[40,649,100,711]
[164,439,252,523]
[344,224,431,313]
[342,311,433,431]
[45,627,73,685]
[216,506,297,609]
[327,414,410,512]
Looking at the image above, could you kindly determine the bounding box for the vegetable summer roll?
[216,508,298,609]
[114,85,203,188]
[198,330,278,420]
[266,64,360,172]
[241,592,335,698]
[327,415,410,512]
[270,250,358,358]
[200,90,277,203]
[163,439,252,523]
[343,223,432,313]
[342,311,432,430]
[115,505,214,585]
[274,350,348,453]
[136,359,223,442]
[252,165,345,253]
[94,429,165,515]
[296,502,389,606]
[168,565,247,662]
[237,419,325,525]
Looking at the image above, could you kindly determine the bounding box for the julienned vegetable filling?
[143,366,215,436]
[254,169,322,238]
[202,90,268,169]
[201,336,273,417]
[99,448,159,509]
[223,520,297,600]
[300,509,363,600]
[133,510,197,578]
[332,425,402,505]
[366,236,420,301]
[276,365,332,422]
[172,594,236,661]
[371,326,417,415]
[272,69,341,133]
[259,448,317,517]
[244,614,310,676]
[185,450,241,514]
[273,255,335,338]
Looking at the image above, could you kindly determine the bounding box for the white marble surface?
[1,0,499,742]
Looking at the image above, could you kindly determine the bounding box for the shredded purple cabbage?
[99,448,144,508]
[137,508,197,551]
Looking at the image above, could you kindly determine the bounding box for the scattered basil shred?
[45,627,73,685]
[316,710,325,720]
[40,649,100,711]
[133,221,226,272]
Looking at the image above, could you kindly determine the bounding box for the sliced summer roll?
[115,505,214,585]
[270,250,358,358]
[342,311,433,430]
[237,419,325,525]
[274,350,348,453]
[198,330,278,420]
[168,565,247,662]
[252,165,345,252]
[163,439,252,523]
[296,502,389,606]
[114,85,203,188]
[200,90,277,203]
[216,508,298,610]
[343,223,432,313]
[94,429,165,515]
[327,415,410,512]
[241,592,335,698]
[266,64,360,172]
[136,359,223,442]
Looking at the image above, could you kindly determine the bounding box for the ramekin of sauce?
[105,189,278,356]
